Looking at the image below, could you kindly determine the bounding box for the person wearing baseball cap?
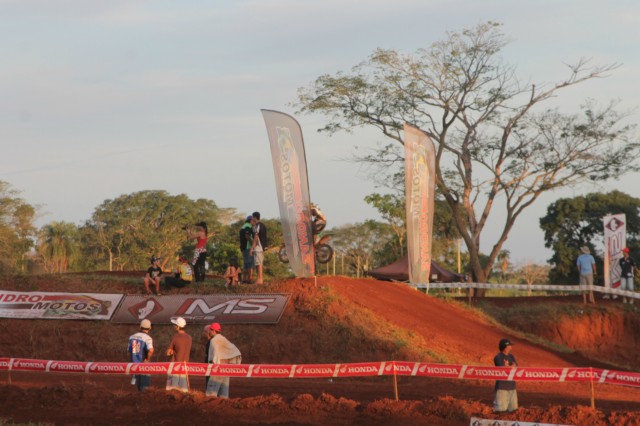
[493,338,518,413]
[127,319,154,391]
[165,317,192,393]
[620,247,637,304]
[206,322,242,398]
[143,256,163,296]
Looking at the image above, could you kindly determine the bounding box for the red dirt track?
[0,274,639,425]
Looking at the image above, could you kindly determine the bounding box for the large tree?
[296,22,639,284]
[540,191,640,284]
[0,181,37,273]
[81,190,232,271]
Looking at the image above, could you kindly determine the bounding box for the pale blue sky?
[1,0,638,264]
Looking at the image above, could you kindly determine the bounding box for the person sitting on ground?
[164,255,194,288]
[143,256,163,296]
[224,257,241,288]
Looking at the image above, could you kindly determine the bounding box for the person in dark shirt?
[493,338,518,413]
[143,256,163,296]
[620,247,637,304]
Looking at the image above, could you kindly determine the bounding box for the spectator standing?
[577,246,596,304]
[250,212,268,285]
[201,324,213,390]
[185,221,208,283]
[164,255,193,288]
[620,247,637,304]
[205,323,242,398]
[166,317,192,393]
[493,338,518,413]
[127,319,154,391]
[143,256,163,296]
[239,216,254,284]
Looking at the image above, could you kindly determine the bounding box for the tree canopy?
[0,181,37,273]
[540,191,640,284]
[296,21,640,283]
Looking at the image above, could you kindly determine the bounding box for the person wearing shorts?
[576,246,596,304]
[493,338,518,413]
[620,247,636,304]
[250,212,268,285]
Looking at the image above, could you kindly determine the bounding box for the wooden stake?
[590,367,595,409]
[393,362,399,401]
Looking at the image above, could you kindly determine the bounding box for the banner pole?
[185,361,191,392]
[393,362,399,401]
[590,367,595,409]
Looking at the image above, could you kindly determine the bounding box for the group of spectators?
[127,317,241,398]
[142,211,269,295]
[576,246,636,304]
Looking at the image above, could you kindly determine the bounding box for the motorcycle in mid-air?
[278,204,334,265]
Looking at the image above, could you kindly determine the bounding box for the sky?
[1,0,639,265]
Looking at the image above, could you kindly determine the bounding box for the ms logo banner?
[112,294,291,324]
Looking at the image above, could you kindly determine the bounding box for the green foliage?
[79,190,229,271]
[0,181,37,273]
[36,222,81,273]
[540,191,640,284]
[296,21,640,284]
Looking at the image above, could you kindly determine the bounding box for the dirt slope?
[0,274,639,425]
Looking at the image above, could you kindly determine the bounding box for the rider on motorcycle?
[310,203,326,235]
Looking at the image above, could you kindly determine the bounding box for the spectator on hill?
[143,256,163,296]
[620,247,636,304]
[184,221,208,283]
[250,212,268,285]
[224,257,241,288]
[239,215,254,284]
[202,324,213,390]
[206,323,242,398]
[577,246,596,304]
[164,255,193,288]
[127,319,154,392]
[166,317,192,393]
[493,338,518,413]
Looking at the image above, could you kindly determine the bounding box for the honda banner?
[404,124,436,284]
[603,213,626,290]
[261,110,315,277]
[0,291,122,320]
[111,294,290,324]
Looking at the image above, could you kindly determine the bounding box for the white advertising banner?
[404,124,436,284]
[603,213,626,290]
[112,294,291,324]
[0,291,123,320]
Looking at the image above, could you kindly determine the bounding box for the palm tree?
[37,222,80,273]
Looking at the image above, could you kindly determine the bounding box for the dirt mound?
[0,274,639,425]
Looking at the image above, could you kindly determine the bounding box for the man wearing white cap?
[206,323,242,398]
[127,319,154,391]
[165,317,192,392]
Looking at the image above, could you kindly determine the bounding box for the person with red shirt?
[185,222,208,283]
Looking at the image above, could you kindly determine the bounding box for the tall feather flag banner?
[603,213,626,290]
[404,124,436,284]
[261,110,315,277]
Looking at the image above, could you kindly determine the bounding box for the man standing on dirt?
[493,338,518,413]
[128,319,154,392]
[250,211,268,285]
[206,322,242,398]
[166,316,192,393]
[577,246,596,304]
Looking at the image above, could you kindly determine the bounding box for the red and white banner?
[603,213,626,290]
[112,294,290,324]
[2,358,638,389]
[262,109,315,278]
[404,124,436,285]
[0,291,122,320]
